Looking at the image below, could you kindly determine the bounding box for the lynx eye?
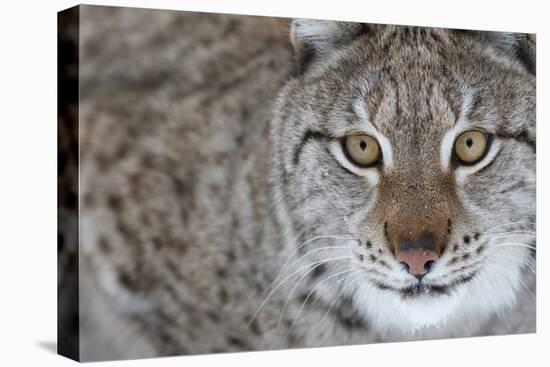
[454,130,488,164]
[343,134,381,167]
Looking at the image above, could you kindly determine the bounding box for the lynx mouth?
[371,271,477,299]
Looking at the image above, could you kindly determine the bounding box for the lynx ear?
[290,19,365,72]
[480,32,536,75]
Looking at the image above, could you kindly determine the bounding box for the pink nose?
[396,248,440,276]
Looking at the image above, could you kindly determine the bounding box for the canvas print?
[58,4,536,362]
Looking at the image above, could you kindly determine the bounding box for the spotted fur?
[65,6,536,361]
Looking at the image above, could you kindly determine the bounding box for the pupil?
[466,137,473,148]
[359,140,367,151]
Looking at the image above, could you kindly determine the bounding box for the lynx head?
[270,19,535,332]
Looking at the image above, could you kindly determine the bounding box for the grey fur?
[72,6,535,361]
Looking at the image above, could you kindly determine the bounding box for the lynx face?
[271,21,535,331]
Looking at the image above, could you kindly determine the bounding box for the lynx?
[59,6,536,361]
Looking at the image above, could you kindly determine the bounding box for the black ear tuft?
[290,19,366,73]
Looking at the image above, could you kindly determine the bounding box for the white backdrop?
[0,0,547,366]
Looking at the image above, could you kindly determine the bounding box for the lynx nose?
[396,248,440,278]
[395,232,440,278]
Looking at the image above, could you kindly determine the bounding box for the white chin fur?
[351,258,524,335]
[352,282,464,332]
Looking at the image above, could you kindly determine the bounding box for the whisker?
[275,235,357,283]
[276,245,351,284]
[493,243,536,251]
[487,230,535,237]
[517,278,536,302]
[286,269,357,336]
[275,245,354,329]
[491,254,536,274]
[277,261,326,329]
[248,255,354,325]
[483,222,536,232]
[319,273,362,326]
[269,235,357,293]
[449,258,485,274]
